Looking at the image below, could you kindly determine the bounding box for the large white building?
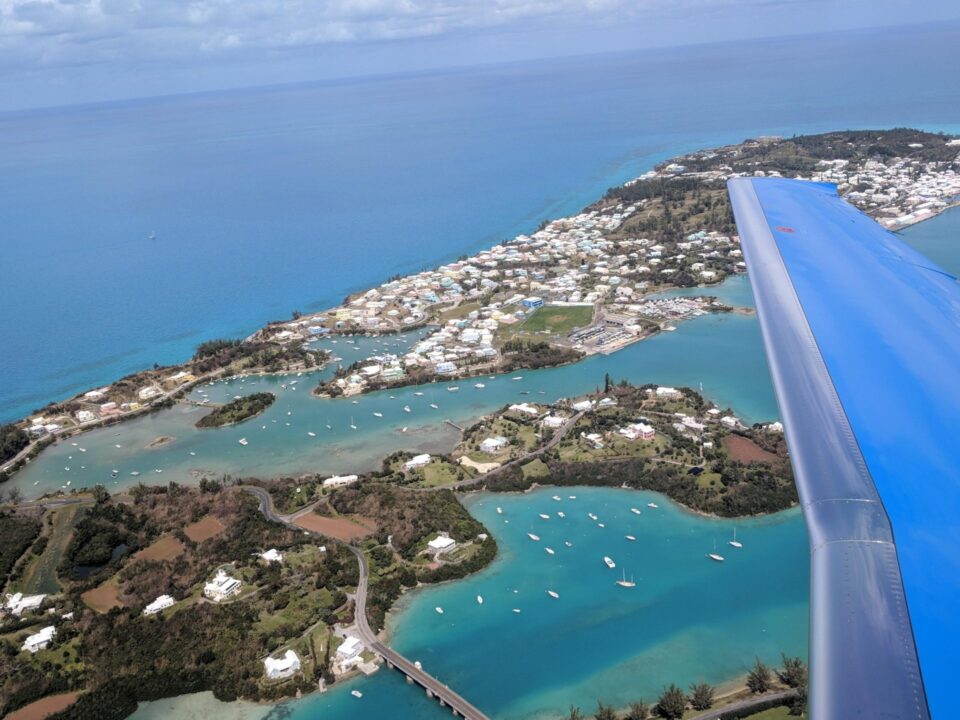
[143,594,175,616]
[4,593,45,617]
[336,635,364,660]
[22,626,56,653]
[405,454,431,469]
[264,649,301,680]
[479,436,508,454]
[203,569,242,602]
[323,474,359,489]
[427,533,456,553]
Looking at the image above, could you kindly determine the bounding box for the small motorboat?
[351,690,363,698]
[547,590,559,599]
[527,533,541,541]
[603,556,616,569]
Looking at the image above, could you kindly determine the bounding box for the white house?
[260,549,283,564]
[405,454,431,469]
[654,386,681,399]
[203,569,242,602]
[571,400,594,412]
[427,533,456,552]
[336,635,364,660]
[22,626,56,653]
[138,386,162,401]
[619,423,656,441]
[264,649,301,680]
[323,474,358,489]
[479,436,508,454]
[75,410,96,423]
[508,403,539,416]
[720,416,740,429]
[5,593,45,616]
[143,594,175,616]
[542,415,566,428]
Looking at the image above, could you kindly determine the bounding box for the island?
[195,393,276,429]
[1,382,802,720]
[2,129,958,480]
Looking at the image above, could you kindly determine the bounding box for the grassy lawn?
[509,305,594,335]
[521,458,550,479]
[438,301,482,322]
[741,707,800,720]
[417,459,462,487]
[19,504,87,595]
[697,471,722,489]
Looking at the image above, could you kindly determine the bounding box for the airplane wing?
[728,177,960,720]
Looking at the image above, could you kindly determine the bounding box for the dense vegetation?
[196,392,275,428]
[0,422,30,465]
[330,483,486,558]
[500,340,583,372]
[0,511,42,586]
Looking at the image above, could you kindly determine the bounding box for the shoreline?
[5,130,959,486]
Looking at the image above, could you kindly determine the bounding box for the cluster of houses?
[24,371,199,438]
[3,592,75,654]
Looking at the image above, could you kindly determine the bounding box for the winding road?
[242,485,491,720]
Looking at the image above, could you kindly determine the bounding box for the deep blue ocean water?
[3,22,960,422]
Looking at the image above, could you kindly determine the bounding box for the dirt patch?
[133,534,186,562]
[184,515,226,543]
[146,435,175,449]
[7,692,81,720]
[294,513,376,540]
[82,582,122,613]
[458,456,501,474]
[723,435,779,465]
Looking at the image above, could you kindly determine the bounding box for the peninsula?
[2,129,958,482]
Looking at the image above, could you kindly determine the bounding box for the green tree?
[747,657,772,694]
[688,682,715,711]
[92,484,110,505]
[777,654,807,688]
[625,701,650,720]
[7,486,22,505]
[594,701,618,720]
[655,684,686,719]
[566,706,585,720]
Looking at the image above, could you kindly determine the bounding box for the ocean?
[3,22,960,422]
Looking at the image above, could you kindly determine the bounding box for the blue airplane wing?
[728,177,960,720]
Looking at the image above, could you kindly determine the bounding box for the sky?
[1,0,960,111]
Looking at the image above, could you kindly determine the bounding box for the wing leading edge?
[729,177,960,720]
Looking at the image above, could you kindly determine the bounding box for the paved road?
[687,690,797,719]
[241,485,491,720]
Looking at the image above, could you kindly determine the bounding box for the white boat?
[326,424,332,429]
[588,512,598,521]
[625,535,636,541]
[130,471,140,477]
[557,511,565,518]
[403,406,411,413]
[512,608,521,613]
[616,570,637,588]
[307,431,316,437]
[373,412,383,418]
[350,417,357,430]
[351,690,363,698]
[598,523,605,528]
[477,595,484,604]
[429,403,439,409]
[545,547,555,555]
[474,383,486,389]
[496,507,503,514]
[512,376,523,381]
[435,607,444,614]
[238,438,248,446]
[527,533,540,541]
[552,495,562,501]
[729,528,743,548]
[401,427,408,432]
[351,400,359,405]
[603,556,616,569]
[708,541,725,562]
[547,590,559,599]
[414,392,424,396]
[630,507,641,515]
[448,386,459,392]
[564,541,573,547]
[568,495,577,499]
[647,502,659,509]
[538,513,550,520]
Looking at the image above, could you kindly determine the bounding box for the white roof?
[405,453,431,468]
[337,635,364,658]
[428,534,456,550]
[260,549,283,563]
[5,592,45,616]
[264,649,301,678]
[143,594,175,615]
[22,625,56,652]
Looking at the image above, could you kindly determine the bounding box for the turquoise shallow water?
[131,487,808,720]
[10,275,772,500]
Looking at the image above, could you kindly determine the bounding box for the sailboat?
[729,528,743,549]
[616,569,637,588]
[349,417,357,430]
[708,540,725,562]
